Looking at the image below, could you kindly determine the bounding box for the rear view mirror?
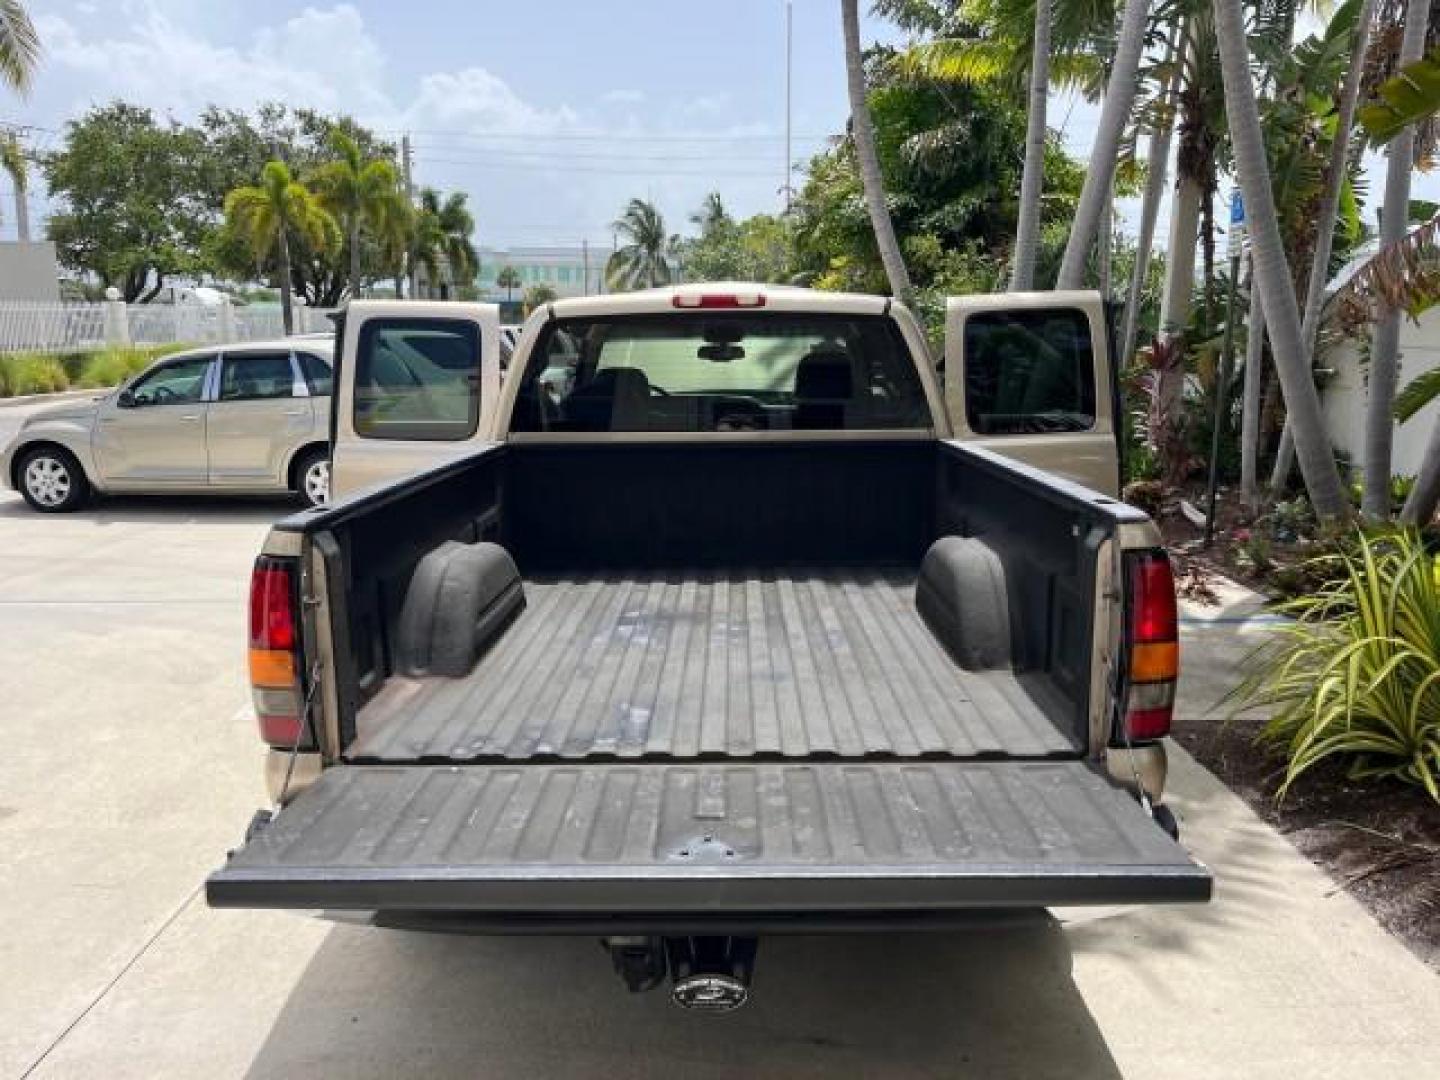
[117,389,136,408]
[698,343,744,363]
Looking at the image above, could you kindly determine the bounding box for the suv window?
[298,352,333,396]
[219,353,296,402]
[353,319,481,440]
[962,308,1096,435]
[512,313,931,433]
[126,354,213,407]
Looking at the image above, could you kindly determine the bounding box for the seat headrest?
[795,349,853,400]
[572,367,651,398]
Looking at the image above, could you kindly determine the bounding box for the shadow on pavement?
[0,492,299,527]
[245,918,1123,1079]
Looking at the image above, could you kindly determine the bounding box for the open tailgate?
[207,761,1210,912]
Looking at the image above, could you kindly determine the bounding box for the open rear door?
[330,300,502,499]
[944,290,1120,495]
[208,761,1210,920]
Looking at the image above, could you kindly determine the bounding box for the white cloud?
[24,2,789,244]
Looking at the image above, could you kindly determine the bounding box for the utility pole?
[582,239,590,296]
[401,134,417,298]
[783,0,793,213]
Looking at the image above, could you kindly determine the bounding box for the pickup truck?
[208,286,1210,1012]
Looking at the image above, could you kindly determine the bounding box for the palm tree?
[311,130,402,300]
[1212,0,1349,521]
[841,0,912,300]
[419,188,478,299]
[1,132,28,240]
[1119,23,1185,368]
[1261,0,1379,506]
[224,161,334,335]
[1362,0,1429,520]
[605,198,674,291]
[1054,0,1150,290]
[524,283,558,314]
[691,191,730,235]
[496,265,522,304]
[0,0,40,94]
[1009,0,1050,290]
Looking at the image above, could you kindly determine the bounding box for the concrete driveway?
[0,451,1437,1078]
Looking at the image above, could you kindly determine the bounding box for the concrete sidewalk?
[1,495,1436,1078]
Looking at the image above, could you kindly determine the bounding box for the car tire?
[17,446,90,513]
[294,447,331,509]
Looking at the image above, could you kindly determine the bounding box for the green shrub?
[0,344,190,397]
[76,345,178,388]
[0,352,71,396]
[1233,530,1440,801]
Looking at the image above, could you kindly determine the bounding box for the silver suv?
[2,340,334,512]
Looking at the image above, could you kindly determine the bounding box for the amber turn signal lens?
[1129,641,1179,683]
[249,647,296,688]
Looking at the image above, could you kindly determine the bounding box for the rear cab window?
[511,313,932,433]
[353,319,481,440]
[962,308,1096,435]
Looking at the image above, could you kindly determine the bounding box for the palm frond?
[0,0,40,95]
[1395,366,1440,422]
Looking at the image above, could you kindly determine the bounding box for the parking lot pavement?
[1,493,1438,1079]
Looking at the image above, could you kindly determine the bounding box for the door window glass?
[126,355,213,407]
[353,319,481,440]
[219,353,297,401]
[298,352,333,396]
[962,308,1096,435]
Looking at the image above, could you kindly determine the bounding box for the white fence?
[0,299,335,353]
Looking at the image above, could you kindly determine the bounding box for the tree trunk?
[1010,0,1050,291]
[1056,0,1151,289]
[1160,173,1202,337]
[348,217,362,301]
[1362,0,1427,520]
[1213,0,1350,521]
[1097,178,1114,297]
[14,184,28,242]
[1400,417,1440,524]
[1119,23,1185,368]
[1270,0,1378,501]
[841,0,913,300]
[1239,282,1267,510]
[278,229,295,337]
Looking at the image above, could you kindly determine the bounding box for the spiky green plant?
[1233,529,1440,801]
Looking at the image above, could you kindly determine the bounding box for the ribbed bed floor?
[347,570,1081,763]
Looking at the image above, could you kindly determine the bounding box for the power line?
[408,144,814,164]
[383,126,830,144]
[418,156,788,178]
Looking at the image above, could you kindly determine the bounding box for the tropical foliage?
[0,0,40,94]
[1233,530,1440,801]
[606,198,674,291]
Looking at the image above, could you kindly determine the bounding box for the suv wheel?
[295,449,330,509]
[17,447,89,513]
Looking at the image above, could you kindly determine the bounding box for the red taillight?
[1121,550,1179,742]
[1129,552,1178,644]
[249,562,296,651]
[248,557,308,749]
[672,292,766,309]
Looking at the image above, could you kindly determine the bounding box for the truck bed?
[348,569,1080,764]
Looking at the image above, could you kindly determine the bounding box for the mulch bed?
[1156,488,1440,971]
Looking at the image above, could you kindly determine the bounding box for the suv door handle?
[282,409,306,417]
[179,414,201,422]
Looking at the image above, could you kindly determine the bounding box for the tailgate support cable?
[1109,653,1153,816]
[275,660,324,808]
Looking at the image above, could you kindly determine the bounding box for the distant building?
[475,246,608,301]
[0,241,60,301]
